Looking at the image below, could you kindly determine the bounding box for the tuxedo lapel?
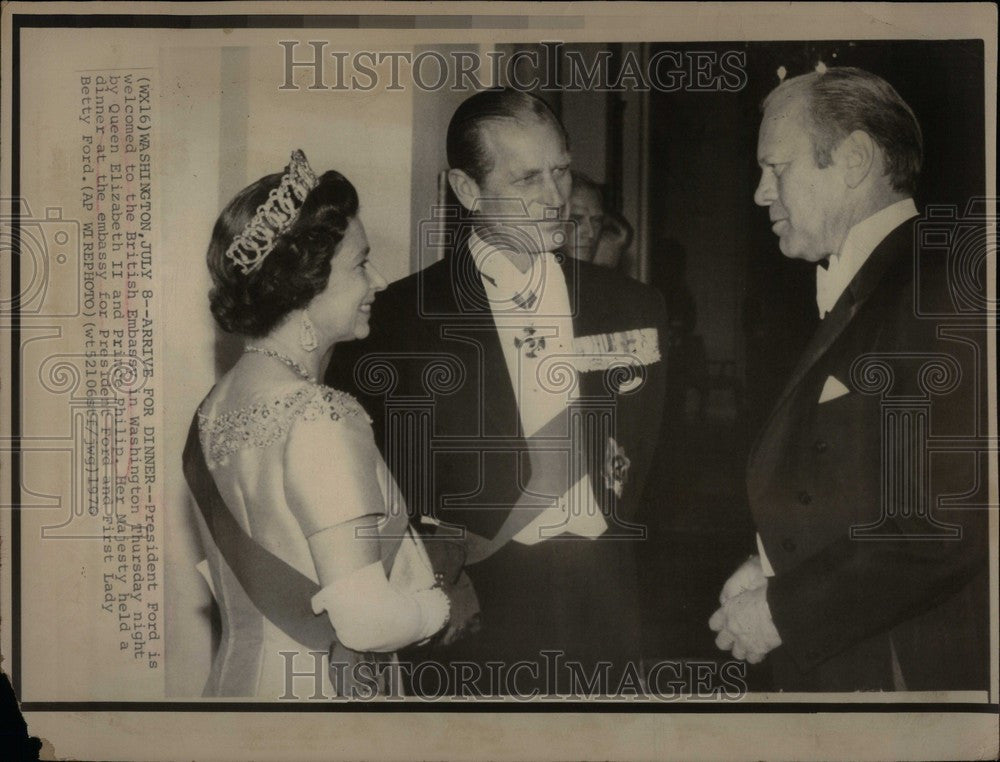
[566,262,612,401]
[561,255,596,361]
[561,261,613,501]
[757,219,914,443]
[770,284,859,416]
[445,237,521,439]
[479,326,520,438]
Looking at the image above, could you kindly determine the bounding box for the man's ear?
[838,130,876,189]
[447,168,480,212]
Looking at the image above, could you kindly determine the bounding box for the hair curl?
[207,168,359,337]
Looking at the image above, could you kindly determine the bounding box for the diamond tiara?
[224,149,319,275]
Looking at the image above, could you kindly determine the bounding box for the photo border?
[1,3,997,759]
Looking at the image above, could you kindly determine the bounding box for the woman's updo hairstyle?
[207,168,359,336]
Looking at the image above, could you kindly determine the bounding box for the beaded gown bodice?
[198,384,371,468]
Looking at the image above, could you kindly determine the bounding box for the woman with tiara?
[182,151,456,698]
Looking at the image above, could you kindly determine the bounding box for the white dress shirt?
[469,230,607,544]
[758,198,919,576]
[815,197,919,318]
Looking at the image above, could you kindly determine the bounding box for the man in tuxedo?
[710,68,989,691]
[329,88,666,695]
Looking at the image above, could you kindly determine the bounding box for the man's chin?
[778,236,810,261]
[777,233,829,262]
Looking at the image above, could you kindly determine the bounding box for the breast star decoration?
[604,436,631,498]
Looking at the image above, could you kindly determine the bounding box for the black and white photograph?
[1,2,996,760]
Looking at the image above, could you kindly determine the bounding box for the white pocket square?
[818,375,851,404]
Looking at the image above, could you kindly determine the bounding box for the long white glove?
[311,561,449,652]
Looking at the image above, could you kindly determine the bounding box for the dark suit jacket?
[748,216,989,691]
[328,234,667,689]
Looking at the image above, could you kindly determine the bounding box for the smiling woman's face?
[307,217,387,345]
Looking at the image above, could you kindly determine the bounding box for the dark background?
[631,40,986,683]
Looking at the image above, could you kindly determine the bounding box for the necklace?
[244,344,318,384]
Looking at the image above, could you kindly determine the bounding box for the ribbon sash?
[182,411,403,693]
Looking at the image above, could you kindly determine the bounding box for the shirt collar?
[469,228,556,311]
[817,197,918,318]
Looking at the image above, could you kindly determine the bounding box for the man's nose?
[368,263,388,292]
[540,172,566,209]
[754,171,776,207]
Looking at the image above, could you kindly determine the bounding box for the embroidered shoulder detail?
[571,327,661,372]
[198,385,372,467]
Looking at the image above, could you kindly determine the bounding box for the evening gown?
[188,381,435,698]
